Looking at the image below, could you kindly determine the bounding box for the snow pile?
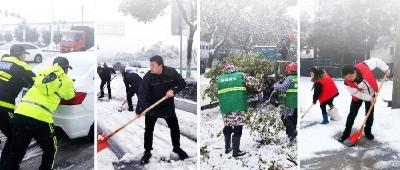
[97,148,118,169]
[246,104,286,145]
[299,77,400,169]
[116,152,197,170]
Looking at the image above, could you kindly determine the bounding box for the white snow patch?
[200,78,297,169]
[299,77,400,160]
[97,148,118,170]
[96,74,197,169]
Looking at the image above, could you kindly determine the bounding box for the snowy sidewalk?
[299,77,400,169]
[97,74,197,169]
[200,75,297,170]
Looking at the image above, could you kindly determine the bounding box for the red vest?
[315,74,338,103]
[345,62,378,101]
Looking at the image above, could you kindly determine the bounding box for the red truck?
[60,26,94,53]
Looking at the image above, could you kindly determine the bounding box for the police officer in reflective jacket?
[4,56,75,169]
[0,45,35,168]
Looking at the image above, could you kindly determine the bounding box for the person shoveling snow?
[338,58,391,146]
[136,55,188,164]
[98,63,116,99]
[122,67,142,112]
[308,67,340,124]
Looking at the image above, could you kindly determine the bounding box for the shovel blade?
[97,133,110,153]
[344,130,362,147]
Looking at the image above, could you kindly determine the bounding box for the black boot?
[364,128,374,140]
[224,135,232,154]
[289,130,297,142]
[338,131,350,143]
[173,147,189,160]
[232,137,246,157]
[108,94,112,99]
[140,150,152,165]
[98,94,104,99]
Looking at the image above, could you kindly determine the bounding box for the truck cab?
[60,26,94,53]
[61,30,87,53]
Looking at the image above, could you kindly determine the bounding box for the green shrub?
[203,53,274,102]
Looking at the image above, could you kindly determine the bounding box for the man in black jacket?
[0,45,35,167]
[98,63,116,99]
[136,55,188,164]
[123,68,142,111]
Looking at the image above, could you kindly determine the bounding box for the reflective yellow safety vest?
[15,64,75,123]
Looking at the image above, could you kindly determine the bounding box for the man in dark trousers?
[273,62,298,141]
[5,56,75,169]
[338,58,390,142]
[0,45,35,168]
[136,55,188,164]
[123,68,142,111]
[98,63,116,99]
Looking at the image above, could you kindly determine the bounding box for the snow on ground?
[97,74,197,169]
[299,77,400,169]
[97,148,118,170]
[200,75,297,170]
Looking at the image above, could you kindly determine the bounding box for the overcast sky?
[1,0,296,57]
[0,0,95,23]
[95,0,196,58]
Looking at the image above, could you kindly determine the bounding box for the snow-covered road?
[299,77,400,169]
[96,74,197,170]
[0,132,94,170]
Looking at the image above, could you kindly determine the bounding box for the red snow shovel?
[344,75,387,147]
[97,96,168,152]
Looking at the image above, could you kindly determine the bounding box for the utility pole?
[392,21,400,109]
[179,8,183,76]
[50,0,54,45]
[81,5,84,25]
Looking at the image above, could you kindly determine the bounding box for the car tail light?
[60,92,87,105]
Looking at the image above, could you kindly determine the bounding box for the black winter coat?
[98,66,115,81]
[0,57,35,105]
[136,66,186,118]
[123,72,142,96]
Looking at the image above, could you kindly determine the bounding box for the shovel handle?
[301,103,314,119]
[360,74,388,130]
[106,96,168,138]
[267,90,276,102]
[121,100,127,106]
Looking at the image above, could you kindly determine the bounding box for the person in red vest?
[338,58,390,142]
[309,67,339,124]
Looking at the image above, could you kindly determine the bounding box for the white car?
[19,52,95,139]
[0,42,43,63]
[128,61,149,77]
